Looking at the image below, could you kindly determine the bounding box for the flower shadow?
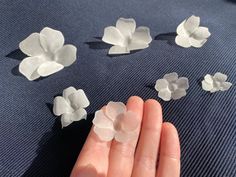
[154,32,177,46]
[145,83,156,91]
[22,110,95,177]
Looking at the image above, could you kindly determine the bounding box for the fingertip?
[127,96,144,105]
[145,99,162,111]
[161,122,181,159]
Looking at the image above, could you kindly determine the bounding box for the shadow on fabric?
[21,112,94,177]
[225,0,236,3]
[154,32,177,46]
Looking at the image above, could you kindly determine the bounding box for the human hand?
[70,96,180,177]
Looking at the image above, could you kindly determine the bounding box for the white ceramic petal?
[40,27,65,53]
[176,77,189,89]
[61,114,73,128]
[19,33,45,56]
[102,26,125,46]
[53,96,74,116]
[69,108,87,121]
[184,15,200,34]
[158,89,172,101]
[189,37,207,48]
[116,18,136,37]
[92,110,114,129]
[93,127,115,141]
[62,87,77,100]
[176,20,187,36]
[118,111,139,132]
[204,74,214,84]
[172,89,187,100]
[54,45,77,67]
[220,82,232,91]
[127,40,149,51]
[37,61,64,77]
[175,35,191,48]
[192,27,211,40]
[108,45,130,54]
[213,72,227,82]
[132,26,152,44]
[68,89,90,109]
[202,80,214,91]
[106,102,127,121]
[155,79,169,91]
[115,131,134,143]
[19,56,46,81]
[164,72,179,82]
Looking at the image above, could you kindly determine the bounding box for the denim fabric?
[0,0,235,176]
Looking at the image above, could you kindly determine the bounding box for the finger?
[107,96,144,177]
[156,122,181,177]
[70,107,111,177]
[132,99,163,177]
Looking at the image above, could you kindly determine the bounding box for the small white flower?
[155,72,189,101]
[202,72,232,93]
[53,87,90,128]
[19,27,77,81]
[175,15,211,48]
[92,102,139,142]
[102,17,152,55]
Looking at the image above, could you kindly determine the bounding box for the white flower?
[175,15,211,48]
[19,27,77,81]
[53,87,90,128]
[92,102,139,142]
[155,72,189,101]
[102,18,152,55]
[202,72,232,93]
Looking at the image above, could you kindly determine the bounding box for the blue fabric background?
[0,0,235,176]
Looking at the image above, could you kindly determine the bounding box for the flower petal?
[93,127,115,141]
[132,26,152,44]
[54,45,77,67]
[37,61,64,77]
[118,111,139,132]
[61,115,73,128]
[172,89,187,100]
[176,77,189,89]
[158,89,172,101]
[184,15,200,34]
[164,72,179,82]
[192,27,211,40]
[68,89,90,109]
[102,26,125,46]
[220,82,232,91]
[116,18,136,37]
[155,79,169,91]
[176,20,187,36]
[53,96,74,116]
[62,87,77,100]
[204,74,214,84]
[202,80,214,91]
[213,72,227,82]
[108,45,130,55]
[19,56,45,81]
[127,40,149,51]
[189,37,207,48]
[106,102,127,121]
[175,35,191,48]
[93,110,114,129]
[19,33,45,56]
[40,27,65,53]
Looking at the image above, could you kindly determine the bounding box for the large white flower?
[155,72,189,101]
[92,102,139,142]
[202,72,232,93]
[19,27,77,81]
[102,18,152,55]
[53,87,90,128]
[175,15,211,48]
